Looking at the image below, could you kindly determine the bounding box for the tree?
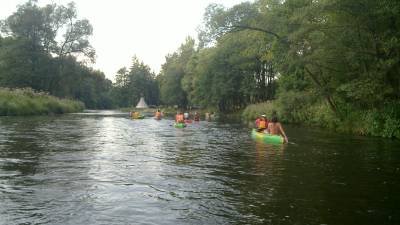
[2,0,95,61]
[0,1,112,109]
[112,56,159,107]
[159,37,196,107]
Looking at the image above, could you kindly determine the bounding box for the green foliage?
[112,56,159,108]
[157,0,400,140]
[241,101,276,122]
[0,88,84,116]
[363,102,400,138]
[159,32,278,111]
[159,37,195,107]
[0,1,112,109]
[1,0,399,139]
[2,1,95,60]
[244,100,400,139]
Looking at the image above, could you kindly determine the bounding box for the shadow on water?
[0,111,399,225]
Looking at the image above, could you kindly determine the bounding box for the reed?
[0,87,84,116]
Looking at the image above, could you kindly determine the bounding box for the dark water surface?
[0,110,399,225]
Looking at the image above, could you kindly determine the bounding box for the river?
[0,110,399,225]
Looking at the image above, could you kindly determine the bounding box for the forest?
[0,0,399,137]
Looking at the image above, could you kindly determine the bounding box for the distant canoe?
[174,123,186,128]
[132,115,145,119]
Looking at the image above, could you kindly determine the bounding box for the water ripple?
[0,111,399,225]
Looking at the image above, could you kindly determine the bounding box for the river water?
[0,110,399,225]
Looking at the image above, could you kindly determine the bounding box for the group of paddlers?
[131,109,288,143]
[130,110,213,122]
[255,111,288,143]
[174,111,202,123]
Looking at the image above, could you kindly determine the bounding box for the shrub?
[0,87,85,116]
[242,99,400,139]
[242,101,277,121]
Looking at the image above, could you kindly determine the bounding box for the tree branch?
[229,25,281,40]
[304,66,338,113]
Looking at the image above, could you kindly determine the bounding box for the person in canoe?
[210,112,216,120]
[267,112,288,143]
[194,112,200,121]
[183,112,193,123]
[205,112,211,121]
[175,111,185,123]
[256,114,268,132]
[184,112,189,120]
[155,109,162,120]
[131,111,141,119]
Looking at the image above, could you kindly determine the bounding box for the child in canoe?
[256,114,268,132]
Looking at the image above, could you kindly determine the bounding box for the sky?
[0,0,248,81]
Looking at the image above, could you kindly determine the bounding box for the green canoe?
[174,123,187,128]
[251,129,284,144]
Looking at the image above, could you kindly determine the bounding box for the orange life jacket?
[258,120,267,129]
[155,112,161,117]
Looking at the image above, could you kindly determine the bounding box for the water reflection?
[0,112,399,225]
[254,142,285,173]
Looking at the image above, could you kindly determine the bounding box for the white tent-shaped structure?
[136,96,148,108]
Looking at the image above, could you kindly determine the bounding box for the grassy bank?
[0,88,85,116]
[242,101,400,139]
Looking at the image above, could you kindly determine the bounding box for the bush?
[363,101,400,138]
[0,87,84,116]
[242,101,277,121]
[242,99,400,139]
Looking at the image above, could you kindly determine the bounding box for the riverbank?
[242,101,400,139]
[0,88,85,116]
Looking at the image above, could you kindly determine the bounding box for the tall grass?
[242,101,277,121]
[0,87,85,116]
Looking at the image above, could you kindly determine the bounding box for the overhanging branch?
[230,25,281,40]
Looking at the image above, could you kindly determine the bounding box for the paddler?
[132,111,141,119]
[184,112,189,120]
[267,112,288,143]
[175,111,184,123]
[194,112,200,121]
[155,109,162,119]
[256,114,268,133]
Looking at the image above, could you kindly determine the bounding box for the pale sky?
[0,0,248,81]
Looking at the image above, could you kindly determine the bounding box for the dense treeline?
[156,0,400,138]
[158,29,277,111]
[112,56,159,108]
[0,1,113,109]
